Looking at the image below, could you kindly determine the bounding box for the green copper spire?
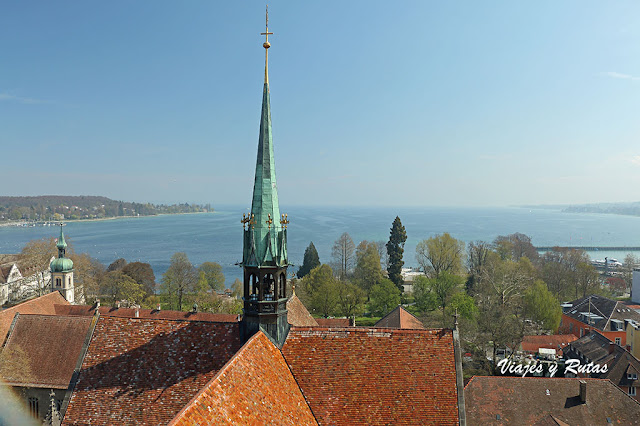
[242,8,288,269]
[51,224,73,273]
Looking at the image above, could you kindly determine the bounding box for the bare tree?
[332,232,355,280]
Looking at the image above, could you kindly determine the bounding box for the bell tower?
[241,7,290,347]
[50,223,75,303]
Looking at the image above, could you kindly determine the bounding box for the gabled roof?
[0,292,69,342]
[286,294,319,327]
[563,295,640,332]
[374,305,425,329]
[521,335,578,356]
[54,304,239,322]
[282,327,459,425]
[1,314,93,388]
[62,316,242,425]
[464,376,640,425]
[170,332,317,426]
[566,331,613,362]
[597,344,640,388]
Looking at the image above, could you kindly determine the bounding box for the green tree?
[160,252,198,311]
[122,261,156,296]
[415,233,465,277]
[368,279,401,317]
[386,216,407,290]
[100,271,145,305]
[524,280,562,332]
[198,261,225,291]
[353,241,383,292]
[301,265,339,318]
[297,242,321,278]
[413,276,438,313]
[428,271,466,325]
[336,281,367,319]
[332,232,356,280]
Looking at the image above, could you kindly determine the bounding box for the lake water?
[1,206,639,286]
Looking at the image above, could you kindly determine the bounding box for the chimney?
[116,300,121,309]
[579,380,587,403]
[192,303,198,314]
[156,304,161,311]
[609,341,615,354]
[134,305,139,318]
[95,299,100,309]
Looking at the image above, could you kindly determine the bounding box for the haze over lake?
[2,206,639,286]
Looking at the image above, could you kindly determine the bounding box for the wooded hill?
[0,196,212,222]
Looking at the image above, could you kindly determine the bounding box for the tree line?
[292,220,632,374]
[15,238,239,314]
[0,195,212,222]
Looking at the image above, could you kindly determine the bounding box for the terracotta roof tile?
[465,376,640,425]
[170,332,317,426]
[374,305,425,329]
[0,292,69,342]
[54,304,239,322]
[520,335,578,356]
[286,294,319,327]
[62,316,242,426]
[282,327,459,425]
[315,318,350,327]
[1,314,93,388]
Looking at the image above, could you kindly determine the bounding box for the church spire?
[240,8,290,347]
[243,6,287,269]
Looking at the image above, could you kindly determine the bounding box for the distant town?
[0,196,212,225]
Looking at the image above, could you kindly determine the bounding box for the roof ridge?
[168,331,268,425]
[290,326,448,334]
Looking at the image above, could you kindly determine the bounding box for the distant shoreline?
[0,211,213,228]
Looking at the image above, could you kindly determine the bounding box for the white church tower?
[50,224,75,303]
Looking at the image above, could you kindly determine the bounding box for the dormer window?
[628,373,638,381]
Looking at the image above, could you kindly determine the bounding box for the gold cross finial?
[260,5,273,84]
[266,213,273,230]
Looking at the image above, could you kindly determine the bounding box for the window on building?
[628,373,638,380]
[629,386,637,396]
[569,323,574,333]
[28,397,39,417]
[56,278,61,286]
[615,337,621,345]
[580,328,584,337]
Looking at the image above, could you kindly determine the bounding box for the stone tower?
[50,224,75,303]
[240,8,290,346]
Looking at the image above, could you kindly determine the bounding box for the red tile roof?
[374,305,425,329]
[170,332,318,426]
[62,316,242,426]
[315,317,350,327]
[464,376,640,425]
[520,335,578,356]
[282,327,459,425]
[1,314,93,388]
[286,294,319,327]
[0,292,69,342]
[54,304,239,322]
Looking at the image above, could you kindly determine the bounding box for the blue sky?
[2,1,639,207]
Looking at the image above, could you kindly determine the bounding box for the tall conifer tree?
[297,242,321,278]
[386,216,407,290]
